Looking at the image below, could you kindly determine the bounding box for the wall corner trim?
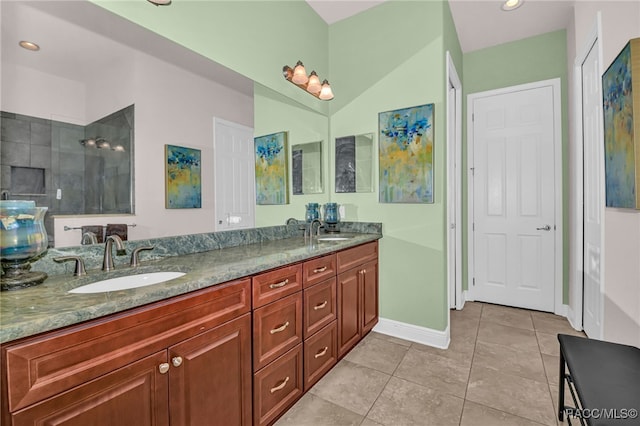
[373,317,450,349]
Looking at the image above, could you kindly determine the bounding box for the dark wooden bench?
[558,334,640,425]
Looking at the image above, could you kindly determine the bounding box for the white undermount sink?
[69,271,186,294]
[317,236,353,242]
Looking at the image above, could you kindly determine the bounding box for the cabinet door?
[12,351,169,426]
[361,259,379,335]
[168,313,252,426]
[303,321,337,391]
[337,269,360,358]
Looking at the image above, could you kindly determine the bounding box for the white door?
[213,118,255,231]
[581,39,604,338]
[471,84,557,312]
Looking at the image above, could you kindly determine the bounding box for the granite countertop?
[0,233,381,344]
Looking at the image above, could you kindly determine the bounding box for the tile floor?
[275,301,585,426]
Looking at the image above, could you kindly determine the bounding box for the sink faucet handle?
[130,246,155,267]
[53,256,87,277]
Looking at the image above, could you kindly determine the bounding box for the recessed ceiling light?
[19,40,40,51]
[502,0,524,11]
[147,0,171,5]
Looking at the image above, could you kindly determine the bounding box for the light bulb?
[318,80,334,100]
[306,71,322,94]
[291,61,308,84]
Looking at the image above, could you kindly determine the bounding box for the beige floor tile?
[477,321,540,353]
[308,360,390,416]
[394,347,470,398]
[536,331,561,356]
[460,400,548,426]
[274,393,363,426]
[541,353,561,386]
[344,333,409,374]
[412,326,476,363]
[366,376,464,426]
[466,365,557,426]
[451,302,483,322]
[473,341,547,383]
[531,314,584,336]
[367,331,412,347]
[480,303,535,330]
[359,418,384,426]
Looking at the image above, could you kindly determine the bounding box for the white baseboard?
[373,317,450,349]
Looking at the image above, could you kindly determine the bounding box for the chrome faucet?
[102,235,126,271]
[310,219,324,237]
[81,231,98,245]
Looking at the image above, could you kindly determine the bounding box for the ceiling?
[306,0,576,53]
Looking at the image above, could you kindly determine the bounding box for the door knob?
[536,225,551,231]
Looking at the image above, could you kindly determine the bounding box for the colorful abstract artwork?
[255,131,288,205]
[379,103,434,203]
[603,38,640,209]
[165,144,201,209]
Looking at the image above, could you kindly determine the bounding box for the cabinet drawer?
[252,264,302,308]
[303,321,337,392]
[253,293,303,371]
[302,254,336,288]
[2,278,251,412]
[303,278,336,339]
[253,344,303,426]
[337,241,378,273]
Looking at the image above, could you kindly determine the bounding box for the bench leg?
[559,350,566,422]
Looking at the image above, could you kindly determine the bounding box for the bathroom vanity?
[0,233,379,426]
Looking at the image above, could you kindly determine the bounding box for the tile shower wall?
[1,106,133,245]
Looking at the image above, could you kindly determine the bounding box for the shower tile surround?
[0,108,133,244]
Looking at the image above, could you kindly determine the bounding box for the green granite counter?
[0,233,381,344]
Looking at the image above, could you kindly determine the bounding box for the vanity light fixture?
[147,0,172,5]
[19,40,40,51]
[283,60,334,101]
[501,0,523,11]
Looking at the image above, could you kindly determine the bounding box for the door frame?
[570,13,604,336]
[446,51,463,310]
[467,78,564,315]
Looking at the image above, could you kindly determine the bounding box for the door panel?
[213,118,255,231]
[582,40,603,338]
[472,85,556,311]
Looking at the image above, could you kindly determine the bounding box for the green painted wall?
[328,0,451,330]
[461,30,570,302]
[254,83,330,226]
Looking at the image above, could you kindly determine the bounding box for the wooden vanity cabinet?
[336,242,379,358]
[1,278,253,426]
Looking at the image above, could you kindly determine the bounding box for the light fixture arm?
[283,61,334,101]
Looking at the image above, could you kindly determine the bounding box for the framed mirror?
[291,141,323,195]
[335,133,374,193]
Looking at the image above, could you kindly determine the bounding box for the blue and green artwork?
[165,144,201,209]
[255,131,288,205]
[379,103,434,203]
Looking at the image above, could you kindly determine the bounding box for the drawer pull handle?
[270,321,290,334]
[314,346,328,358]
[313,300,328,310]
[171,356,183,367]
[313,266,327,273]
[158,363,170,374]
[269,279,289,289]
[270,376,289,393]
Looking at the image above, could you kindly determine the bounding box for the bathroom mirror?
[335,133,374,193]
[291,141,324,195]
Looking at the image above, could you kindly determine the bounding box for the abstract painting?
[379,103,434,203]
[165,144,201,209]
[255,131,288,205]
[603,38,640,209]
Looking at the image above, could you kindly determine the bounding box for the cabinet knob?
[270,376,289,393]
[172,356,183,367]
[158,363,170,374]
[270,321,290,334]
